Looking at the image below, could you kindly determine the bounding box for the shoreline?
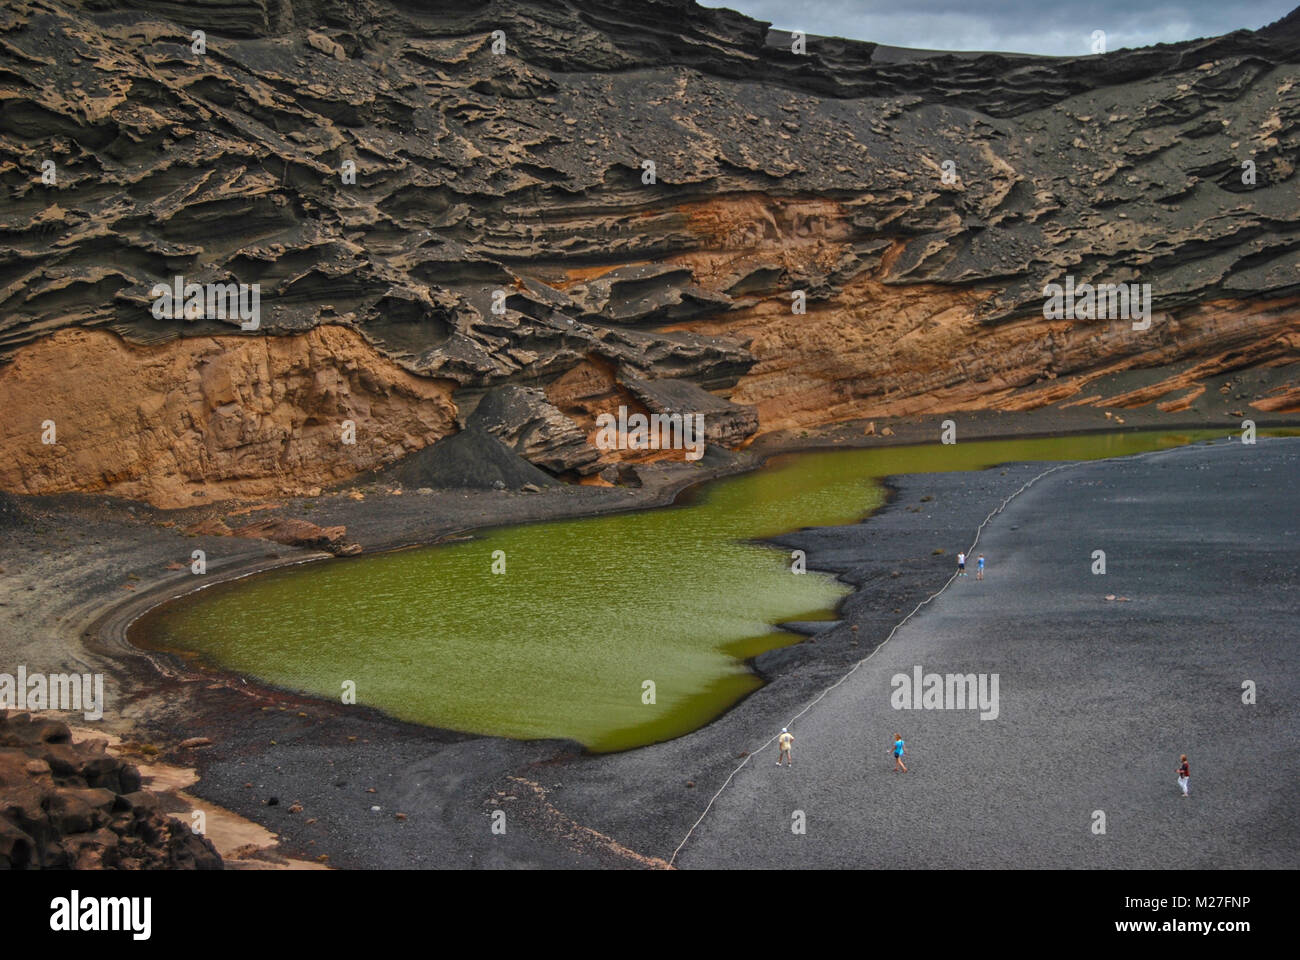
[94,414,1268,730]
[3,410,1297,867]
[99,411,1289,653]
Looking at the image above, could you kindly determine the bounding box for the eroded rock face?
[465,384,601,475]
[0,712,223,869]
[619,373,759,448]
[0,0,1297,501]
[0,326,458,507]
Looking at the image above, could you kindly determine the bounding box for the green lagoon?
[131,429,1258,751]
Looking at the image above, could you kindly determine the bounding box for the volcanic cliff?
[1,0,1298,506]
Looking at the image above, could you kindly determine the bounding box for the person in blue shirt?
[976,554,985,580]
[892,734,907,773]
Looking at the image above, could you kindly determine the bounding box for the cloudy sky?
[702,0,1297,55]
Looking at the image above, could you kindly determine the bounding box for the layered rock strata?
[0,0,1296,502]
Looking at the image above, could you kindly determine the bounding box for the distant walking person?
[1177,754,1190,797]
[777,728,794,767]
[976,554,985,580]
[957,552,966,577]
[892,734,907,773]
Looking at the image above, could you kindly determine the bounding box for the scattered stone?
[306,30,347,61]
[177,737,212,749]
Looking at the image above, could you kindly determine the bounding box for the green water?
[132,429,1252,751]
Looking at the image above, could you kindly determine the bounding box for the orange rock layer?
[0,326,457,508]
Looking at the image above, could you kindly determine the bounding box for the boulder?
[230,517,358,556]
[0,712,222,870]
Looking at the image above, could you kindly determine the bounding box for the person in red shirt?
[1177,755,1190,797]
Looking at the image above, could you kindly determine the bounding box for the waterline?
[131,430,1251,751]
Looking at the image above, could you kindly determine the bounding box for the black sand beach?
[3,425,1297,869]
[674,437,1300,868]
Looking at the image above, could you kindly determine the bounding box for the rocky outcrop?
[0,0,1297,503]
[465,384,601,475]
[229,516,360,554]
[0,711,223,869]
[620,372,759,448]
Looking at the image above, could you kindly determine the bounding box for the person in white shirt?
[957,552,966,576]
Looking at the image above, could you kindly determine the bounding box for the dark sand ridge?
[2,413,1296,867]
[672,438,1300,868]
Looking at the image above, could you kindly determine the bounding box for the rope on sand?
[667,460,1076,867]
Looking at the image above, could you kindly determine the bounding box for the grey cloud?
[702,0,1297,54]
